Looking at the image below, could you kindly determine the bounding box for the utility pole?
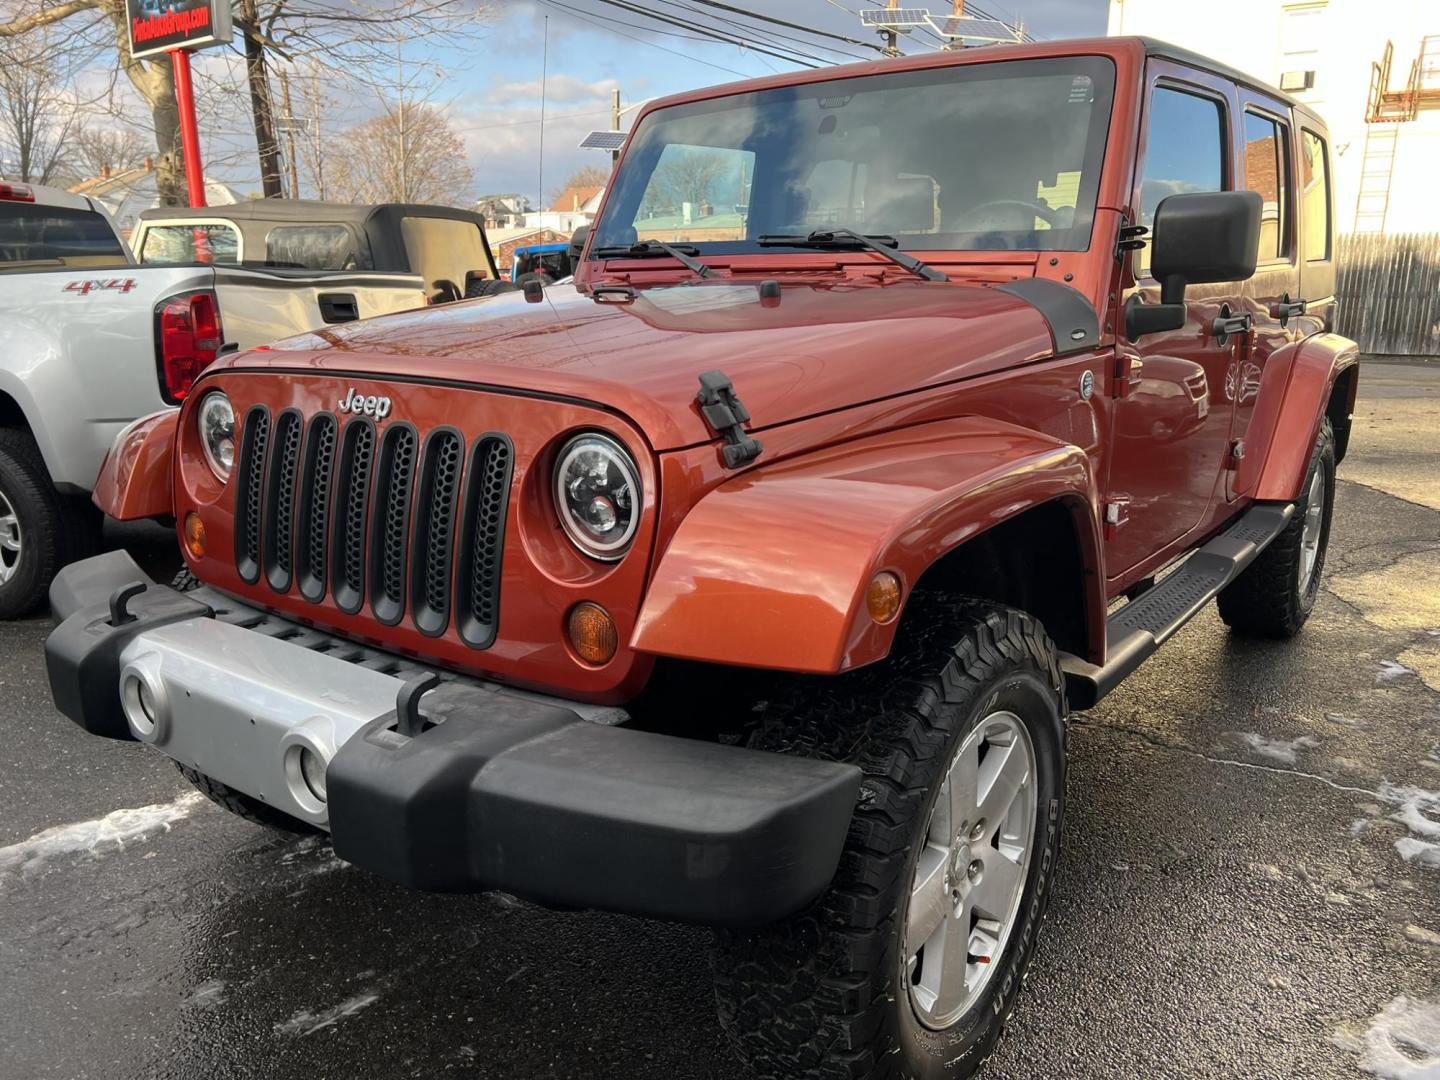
[278,70,300,199]
[611,87,622,169]
[239,0,284,198]
[947,0,965,50]
[883,0,900,57]
[396,41,408,201]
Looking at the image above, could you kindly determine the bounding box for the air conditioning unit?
[1280,70,1317,92]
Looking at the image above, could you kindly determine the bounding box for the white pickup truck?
[0,182,430,617]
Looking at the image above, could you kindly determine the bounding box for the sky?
[201,0,1110,206]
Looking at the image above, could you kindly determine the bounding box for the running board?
[1060,502,1294,709]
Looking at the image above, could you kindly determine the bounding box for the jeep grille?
[234,406,514,647]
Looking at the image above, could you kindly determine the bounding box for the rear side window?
[0,204,128,270]
[1300,129,1331,261]
[265,225,365,270]
[139,223,239,264]
[1137,86,1226,273]
[1244,112,1292,261]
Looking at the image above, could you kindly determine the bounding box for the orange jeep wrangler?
[47,37,1357,1079]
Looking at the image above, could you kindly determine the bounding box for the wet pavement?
[2,362,1438,1079]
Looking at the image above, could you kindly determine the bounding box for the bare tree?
[329,101,473,205]
[0,32,80,183]
[0,1,490,203]
[71,122,148,178]
[652,148,731,213]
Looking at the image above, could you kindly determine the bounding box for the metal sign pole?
[169,47,207,208]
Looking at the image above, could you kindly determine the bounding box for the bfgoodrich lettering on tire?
[713,596,1067,1080]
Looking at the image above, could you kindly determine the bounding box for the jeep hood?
[239,280,1057,451]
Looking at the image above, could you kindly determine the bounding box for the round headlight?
[553,433,641,560]
[197,392,235,481]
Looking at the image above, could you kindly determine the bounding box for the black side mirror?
[1126,190,1262,340]
[568,224,590,261]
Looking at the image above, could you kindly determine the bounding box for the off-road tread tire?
[175,762,320,834]
[1217,418,1335,638]
[712,597,1067,1080]
[171,568,202,592]
[0,427,100,619]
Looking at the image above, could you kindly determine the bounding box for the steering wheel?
[952,199,1061,234]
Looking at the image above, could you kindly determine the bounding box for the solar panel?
[579,130,628,151]
[926,15,1019,41]
[860,8,931,29]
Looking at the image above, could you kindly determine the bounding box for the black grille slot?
[295,414,337,602]
[410,429,464,637]
[234,407,270,584]
[455,435,513,649]
[368,424,418,626]
[262,410,303,592]
[331,420,375,614]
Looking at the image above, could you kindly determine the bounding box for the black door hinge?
[1116,223,1148,260]
[696,370,764,468]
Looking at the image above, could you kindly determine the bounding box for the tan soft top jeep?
[47,37,1356,1078]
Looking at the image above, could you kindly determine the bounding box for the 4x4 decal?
[63,278,137,296]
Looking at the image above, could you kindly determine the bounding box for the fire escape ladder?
[1354,125,1399,234]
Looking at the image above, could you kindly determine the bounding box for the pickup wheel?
[1218,418,1335,638]
[175,763,320,835]
[0,428,100,619]
[713,598,1067,1080]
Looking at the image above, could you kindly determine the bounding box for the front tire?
[1218,418,1335,638]
[0,428,100,619]
[713,598,1067,1080]
[176,763,320,834]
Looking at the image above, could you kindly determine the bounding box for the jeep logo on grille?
[338,388,393,420]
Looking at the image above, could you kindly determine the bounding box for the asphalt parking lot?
[1,362,1437,1080]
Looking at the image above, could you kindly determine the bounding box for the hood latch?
[696,370,764,469]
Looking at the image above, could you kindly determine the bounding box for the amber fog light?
[568,602,619,665]
[866,572,902,624]
[183,512,207,559]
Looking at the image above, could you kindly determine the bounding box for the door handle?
[1270,292,1308,328]
[1210,304,1252,346]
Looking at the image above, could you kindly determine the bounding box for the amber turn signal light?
[183,512,206,559]
[567,602,619,665]
[866,571,902,624]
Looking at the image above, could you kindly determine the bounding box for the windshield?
[591,56,1115,256]
[0,203,129,271]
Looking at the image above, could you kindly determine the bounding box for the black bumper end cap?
[328,683,861,926]
[45,552,211,740]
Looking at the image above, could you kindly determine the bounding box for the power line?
[682,0,889,55]
[533,0,763,78]
[652,0,861,65]
[584,0,821,68]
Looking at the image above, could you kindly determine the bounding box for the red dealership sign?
[125,0,233,60]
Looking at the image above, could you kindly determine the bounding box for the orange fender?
[1237,333,1359,501]
[631,417,1104,674]
[92,410,177,520]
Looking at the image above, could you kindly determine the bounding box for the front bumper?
[45,552,861,925]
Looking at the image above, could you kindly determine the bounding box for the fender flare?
[1237,332,1359,501]
[92,409,178,521]
[631,416,1105,673]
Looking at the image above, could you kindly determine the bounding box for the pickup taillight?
[155,290,223,404]
[0,183,35,202]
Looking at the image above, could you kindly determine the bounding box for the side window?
[1300,129,1331,262]
[139,223,239,264]
[265,225,362,270]
[1244,112,1292,261]
[1137,86,1226,273]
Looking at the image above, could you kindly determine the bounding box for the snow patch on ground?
[1333,996,1440,1079]
[1229,732,1321,765]
[1396,838,1440,867]
[1378,660,1418,685]
[275,991,381,1036]
[0,793,204,883]
[1375,785,1440,868]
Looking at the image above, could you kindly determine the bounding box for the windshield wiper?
[756,229,948,282]
[591,239,713,279]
